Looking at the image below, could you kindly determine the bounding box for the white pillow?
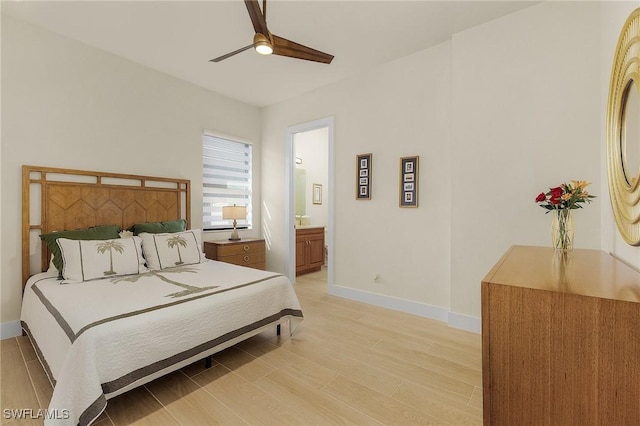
[57,236,148,283]
[139,229,206,270]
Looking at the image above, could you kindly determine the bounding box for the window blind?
[202,134,252,230]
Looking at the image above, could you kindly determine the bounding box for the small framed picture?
[356,153,372,200]
[400,156,419,207]
[313,183,322,205]
[405,162,414,173]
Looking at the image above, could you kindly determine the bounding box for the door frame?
[285,116,334,289]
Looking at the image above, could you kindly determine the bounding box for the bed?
[20,166,303,425]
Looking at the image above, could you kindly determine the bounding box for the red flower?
[549,186,563,204]
[535,192,546,203]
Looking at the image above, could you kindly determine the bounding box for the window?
[202,133,252,230]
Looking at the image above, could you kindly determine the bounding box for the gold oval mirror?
[607,8,640,245]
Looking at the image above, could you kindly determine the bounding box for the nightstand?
[204,238,266,270]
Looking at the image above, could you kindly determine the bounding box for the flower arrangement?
[535,180,596,211]
[535,181,596,251]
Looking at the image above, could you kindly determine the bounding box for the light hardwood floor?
[1,268,482,425]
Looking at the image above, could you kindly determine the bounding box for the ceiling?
[2,0,539,107]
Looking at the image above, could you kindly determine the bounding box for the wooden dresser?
[204,238,265,270]
[296,227,325,276]
[481,245,640,425]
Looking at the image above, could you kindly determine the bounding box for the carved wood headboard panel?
[22,165,191,286]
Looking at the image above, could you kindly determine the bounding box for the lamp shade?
[222,205,247,220]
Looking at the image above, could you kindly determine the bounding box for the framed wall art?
[313,183,322,205]
[400,156,419,207]
[356,153,372,200]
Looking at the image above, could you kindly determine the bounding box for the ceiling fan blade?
[272,35,334,64]
[209,44,254,63]
[244,0,268,36]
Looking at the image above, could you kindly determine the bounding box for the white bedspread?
[20,260,303,425]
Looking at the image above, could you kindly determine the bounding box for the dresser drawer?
[217,251,265,268]
[215,241,264,256]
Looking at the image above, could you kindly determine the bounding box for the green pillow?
[129,219,187,236]
[40,225,122,277]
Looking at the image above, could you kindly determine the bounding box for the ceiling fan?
[210,0,334,64]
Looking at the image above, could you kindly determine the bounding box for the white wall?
[262,1,604,330]
[0,15,262,333]
[600,1,640,270]
[450,1,602,320]
[262,42,453,316]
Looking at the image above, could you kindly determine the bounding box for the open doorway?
[285,117,334,291]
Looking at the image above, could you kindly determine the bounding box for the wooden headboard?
[22,165,191,286]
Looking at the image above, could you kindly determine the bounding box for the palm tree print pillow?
[139,229,205,270]
[56,236,148,283]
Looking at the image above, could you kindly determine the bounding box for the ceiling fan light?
[253,33,273,55]
[255,43,273,55]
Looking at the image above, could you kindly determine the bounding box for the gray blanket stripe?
[21,321,57,387]
[100,308,303,395]
[78,395,106,426]
[31,284,76,341]
[73,274,283,341]
[23,321,106,426]
[33,273,284,343]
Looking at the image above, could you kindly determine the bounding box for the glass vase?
[551,209,574,251]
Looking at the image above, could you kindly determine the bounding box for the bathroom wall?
[294,127,329,228]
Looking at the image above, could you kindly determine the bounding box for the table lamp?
[222,204,246,241]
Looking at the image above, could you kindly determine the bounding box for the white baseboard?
[328,285,449,321]
[328,285,483,333]
[448,311,481,334]
[1,321,22,339]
